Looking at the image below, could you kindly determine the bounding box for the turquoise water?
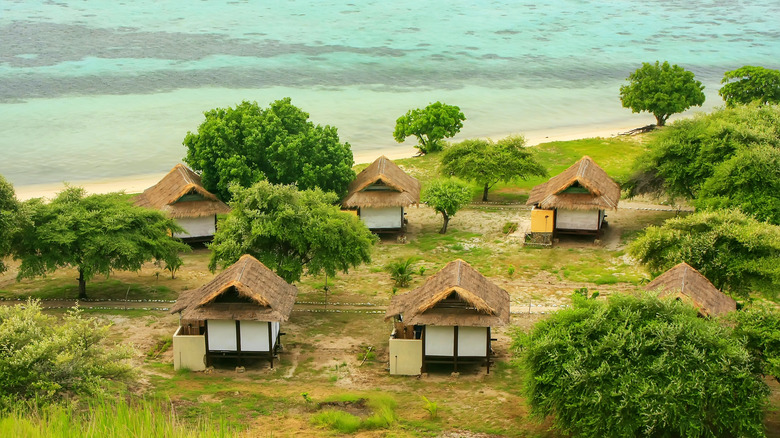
[1,0,779,187]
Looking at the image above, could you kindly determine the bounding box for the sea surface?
[1,0,779,187]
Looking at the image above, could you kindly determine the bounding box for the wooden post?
[453,326,459,373]
[421,326,427,373]
[235,320,242,367]
[268,321,274,368]
[204,320,211,367]
[486,327,491,374]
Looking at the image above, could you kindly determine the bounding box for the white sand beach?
[12,122,640,201]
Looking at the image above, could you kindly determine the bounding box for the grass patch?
[311,394,397,433]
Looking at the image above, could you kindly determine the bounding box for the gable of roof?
[385,259,510,327]
[342,156,421,208]
[170,254,298,322]
[133,164,231,218]
[645,262,736,317]
[526,156,620,210]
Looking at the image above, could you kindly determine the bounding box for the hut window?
[212,286,259,305]
[560,182,590,194]
[362,180,395,192]
[176,191,206,203]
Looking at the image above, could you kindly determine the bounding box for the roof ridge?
[236,257,250,283]
[681,265,687,294]
[177,165,194,186]
[456,260,463,286]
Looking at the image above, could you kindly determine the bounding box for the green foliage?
[573,287,599,300]
[184,98,355,200]
[14,187,189,299]
[730,304,780,381]
[628,209,780,297]
[385,257,416,287]
[393,102,466,154]
[514,293,769,438]
[0,397,237,437]
[619,61,705,126]
[420,396,438,419]
[209,181,377,283]
[501,222,518,234]
[311,395,396,433]
[0,300,133,409]
[626,105,780,221]
[720,65,780,106]
[422,179,472,234]
[0,174,21,274]
[441,136,546,201]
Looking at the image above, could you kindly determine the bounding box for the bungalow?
[342,156,420,232]
[645,262,736,317]
[170,254,298,370]
[385,259,510,375]
[134,164,230,241]
[526,156,619,236]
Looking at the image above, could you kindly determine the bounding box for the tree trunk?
[439,213,450,234]
[77,268,87,300]
[655,113,667,126]
[482,183,490,202]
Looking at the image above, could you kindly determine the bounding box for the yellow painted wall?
[530,209,555,233]
[173,327,206,371]
[389,338,422,375]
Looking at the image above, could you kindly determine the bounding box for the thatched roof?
[385,259,510,327]
[645,262,736,317]
[170,254,298,322]
[342,156,421,208]
[526,156,620,210]
[133,164,230,218]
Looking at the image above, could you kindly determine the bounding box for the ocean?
[1,0,779,187]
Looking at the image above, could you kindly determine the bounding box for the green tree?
[0,300,132,408]
[422,179,472,234]
[720,65,780,106]
[14,187,188,299]
[696,145,780,224]
[393,102,466,155]
[209,181,377,283]
[730,304,780,383]
[385,257,416,288]
[0,174,21,274]
[628,209,780,297]
[626,104,780,200]
[184,98,355,200]
[619,61,705,126]
[514,293,769,438]
[441,136,546,201]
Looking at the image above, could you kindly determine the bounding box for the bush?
[0,300,133,409]
[514,293,769,438]
[386,258,416,287]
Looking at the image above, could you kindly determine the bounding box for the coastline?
[13,121,640,201]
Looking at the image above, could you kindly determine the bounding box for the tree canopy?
[209,181,377,283]
[441,136,546,201]
[14,187,188,299]
[421,179,472,234]
[628,209,780,297]
[720,65,780,106]
[626,104,780,223]
[184,98,355,200]
[619,61,705,126]
[0,300,132,409]
[0,174,21,274]
[393,102,466,154]
[730,304,780,383]
[514,293,769,438]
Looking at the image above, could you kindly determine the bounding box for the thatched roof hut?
[134,164,230,218]
[645,262,736,317]
[171,254,298,322]
[342,156,420,208]
[385,259,510,327]
[526,156,620,210]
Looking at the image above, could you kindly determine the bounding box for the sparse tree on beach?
[422,179,472,234]
[720,65,780,106]
[184,98,355,200]
[619,61,705,126]
[13,187,188,299]
[0,174,21,274]
[209,181,377,284]
[393,102,466,155]
[441,136,546,201]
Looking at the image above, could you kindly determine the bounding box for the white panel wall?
[360,207,402,229]
[457,327,488,357]
[389,339,423,375]
[425,326,454,356]
[174,216,216,238]
[271,322,280,349]
[207,320,237,351]
[556,209,600,231]
[240,321,270,352]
